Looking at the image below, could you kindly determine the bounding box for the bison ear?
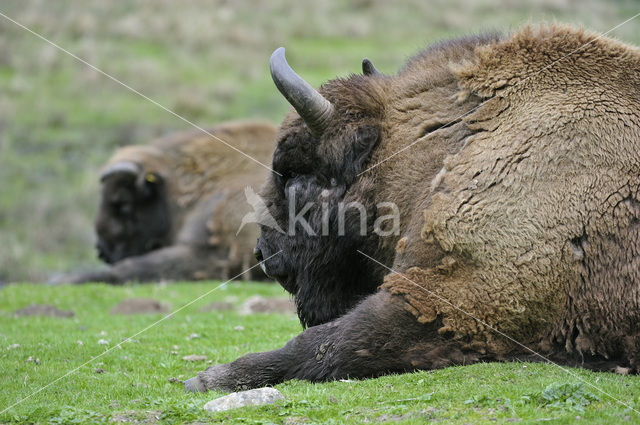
[362,58,382,76]
[342,125,380,182]
[136,171,163,199]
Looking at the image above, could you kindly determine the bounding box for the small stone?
[203,387,284,412]
[26,356,41,364]
[94,368,105,374]
[615,366,631,375]
[182,354,208,362]
[187,333,200,340]
[234,326,245,331]
[97,339,109,345]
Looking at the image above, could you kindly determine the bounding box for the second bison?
[63,120,277,284]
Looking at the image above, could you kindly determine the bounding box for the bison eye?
[281,171,299,188]
[330,177,338,187]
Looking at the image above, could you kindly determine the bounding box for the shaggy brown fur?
[382,25,640,367]
[187,25,640,392]
[59,121,277,284]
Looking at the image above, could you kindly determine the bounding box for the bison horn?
[100,161,141,182]
[362,58,381,76]
[270,47,334,137]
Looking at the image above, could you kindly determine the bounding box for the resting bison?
[61,121,277,284]
[185,25,640,392]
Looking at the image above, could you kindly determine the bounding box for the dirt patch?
[110,298,169,315]
[13,304,74,318]
[284,416,312,424]
[239,296,296,315]
[110,410,160,424]
[198,301,234,312]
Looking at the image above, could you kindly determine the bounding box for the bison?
[185,25,640,392]
[59,120,277,284]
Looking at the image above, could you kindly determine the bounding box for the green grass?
[1,0,639,282]
[2,2,640,421]
[1,282,639,424]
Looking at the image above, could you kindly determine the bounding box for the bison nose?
[253,247,264,263]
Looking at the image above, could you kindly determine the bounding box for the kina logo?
[236,186,285,235]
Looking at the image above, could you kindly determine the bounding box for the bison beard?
[186,25,640,392]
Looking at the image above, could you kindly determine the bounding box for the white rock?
[182,354,207,362]
[203,387,284,412]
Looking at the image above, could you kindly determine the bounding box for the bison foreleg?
[185,290,476,392]
[52,245,222,284]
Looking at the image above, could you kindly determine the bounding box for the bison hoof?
[184,376,207,393]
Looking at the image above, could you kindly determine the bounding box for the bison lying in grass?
[185,25,640,392]
[60,121,277,284]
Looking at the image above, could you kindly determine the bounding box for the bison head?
[255,48,394,327]
[95,161,172,264]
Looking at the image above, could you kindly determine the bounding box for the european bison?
[60,121,277,284]
[185,25,640,392]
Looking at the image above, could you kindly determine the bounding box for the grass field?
[0,0,639,283]
[1,282,639,424]
[2,1,640,424]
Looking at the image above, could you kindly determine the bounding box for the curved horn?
[270,47,334,136]
[362,58,381,76]
[100,161,141,182]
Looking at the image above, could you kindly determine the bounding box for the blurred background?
[0,0,637,283]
